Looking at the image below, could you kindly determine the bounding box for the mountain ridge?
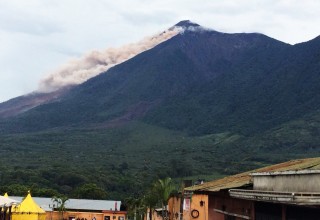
[0,22,294,134]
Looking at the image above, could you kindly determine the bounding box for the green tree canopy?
[72,183,107,199]
[153,177,175,206]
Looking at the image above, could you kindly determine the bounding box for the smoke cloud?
[38,27,182,92]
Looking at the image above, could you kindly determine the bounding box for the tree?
[125,196,144,220]
[153,177,175,220]
[1,184,29,196]
[143,188,159,220]
[72,183,107,199]
[52,195,69,220]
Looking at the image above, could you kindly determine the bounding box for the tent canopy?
[12,192,45,214]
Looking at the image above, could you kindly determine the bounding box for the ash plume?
[38,27,182,92]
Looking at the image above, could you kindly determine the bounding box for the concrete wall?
[183,194,208,220]
[168,196,182,220]
[183,192,254,220]
[253,173,320,192]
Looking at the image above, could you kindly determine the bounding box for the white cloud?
[0,0,320,102]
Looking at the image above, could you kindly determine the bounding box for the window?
[224,216,235,220]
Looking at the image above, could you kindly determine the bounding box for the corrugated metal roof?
[9,197,121,212]
[185,157,320,192]
[251,169,320,176]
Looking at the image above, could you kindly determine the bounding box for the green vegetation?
[0,121,230,199]
[153,177,176,220]
[0,116,319,200]
[125,177,176,220]
[52,195,69,220]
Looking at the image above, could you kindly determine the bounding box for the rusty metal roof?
[185,157,320,192]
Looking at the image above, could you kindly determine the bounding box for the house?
[183,157,320,220]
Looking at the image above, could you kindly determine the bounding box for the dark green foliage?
[0,184,59,197]
[0,118,319,200]
[72,183,108,199]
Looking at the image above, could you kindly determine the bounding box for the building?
[0,195,19,220]
[183,157,320,220]
[8,194,126,220]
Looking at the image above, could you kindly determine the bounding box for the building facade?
[8,196,126,220]
[182,158,320,220]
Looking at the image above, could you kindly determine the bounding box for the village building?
[182,157,320,220]
[7,193,126,220]
[0,195,19,220]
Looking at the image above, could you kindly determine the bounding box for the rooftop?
[251,169,320,176]
[185,157,320,192]
[9,196,121,212]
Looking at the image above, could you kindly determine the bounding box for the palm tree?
[153,177,175,220]
[124,196,143,220]
[52,195,69,220]
[143,189,159,220]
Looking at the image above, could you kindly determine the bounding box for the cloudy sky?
[0,0,320,102]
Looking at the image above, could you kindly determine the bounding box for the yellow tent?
[11,192,46,220]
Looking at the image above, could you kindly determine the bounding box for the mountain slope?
[145,35,320,135]
[0,21,292,134]
[0,87,72,119]
[1,21,320,199]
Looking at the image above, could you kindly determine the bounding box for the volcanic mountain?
[1,20,320,199]
[0,20,294,133]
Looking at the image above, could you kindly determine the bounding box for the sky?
[0,0,320,102]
